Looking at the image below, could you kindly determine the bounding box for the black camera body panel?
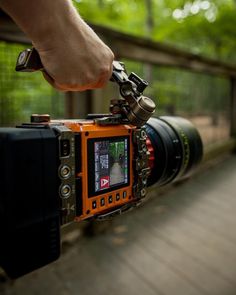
[0,115,203,279]
[0,128,60,278]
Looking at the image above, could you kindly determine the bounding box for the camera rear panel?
[60,120,136,221]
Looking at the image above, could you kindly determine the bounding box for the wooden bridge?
[1,153,236,295]
[1,9,236,295]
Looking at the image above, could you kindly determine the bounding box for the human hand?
[34,17,114,92]
[1,0,114,92]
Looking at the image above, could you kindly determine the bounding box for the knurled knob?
[139,96,156,113]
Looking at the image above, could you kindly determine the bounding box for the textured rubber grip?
[15,47,43,72]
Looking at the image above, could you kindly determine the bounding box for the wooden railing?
[1,11,236,160]
[92,24,236,140]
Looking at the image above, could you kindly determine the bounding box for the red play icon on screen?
[100,176,110,189]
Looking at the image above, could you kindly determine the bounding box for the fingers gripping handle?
[15,47,156,126]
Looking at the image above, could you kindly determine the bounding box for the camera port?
[59,165,71,179]
[60,139,70,157]
[60,184,72,199]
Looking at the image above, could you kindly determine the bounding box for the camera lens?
[145,116,203,187]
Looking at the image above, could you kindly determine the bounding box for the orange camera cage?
[63,120,136,221]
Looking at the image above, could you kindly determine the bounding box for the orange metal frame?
[61,120,136,221]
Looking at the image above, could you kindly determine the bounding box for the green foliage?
[109,141,125,161]
[0,42,64,126]
[74,0,236,63]
[72,0,233,123]
[1,0,234,130]
[158,1,236,62]
[74,1,147,36]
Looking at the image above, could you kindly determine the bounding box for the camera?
[0,50,203,278]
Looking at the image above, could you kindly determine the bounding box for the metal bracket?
[15,48,156,127]
[111,61,156,126]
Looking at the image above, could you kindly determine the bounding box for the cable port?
[60,139,70,157]
[59,165,71,179]
[60,184,72,199]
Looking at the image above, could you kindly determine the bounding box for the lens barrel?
[145,116,203,187]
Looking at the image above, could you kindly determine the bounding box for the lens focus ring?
[145,116,203,187]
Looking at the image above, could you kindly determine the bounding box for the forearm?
[0,0,80,46]
[0,0,114,91]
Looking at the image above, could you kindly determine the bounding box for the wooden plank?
[108,218,235,295]
[91,23,236,78]
[0,11,30,44]
[203,138,236,162]
[2,155,236,294]
[5,240,159,295]
[103,237,203,295]
[65,91,92,119]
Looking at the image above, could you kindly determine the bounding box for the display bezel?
[87,136,130,197]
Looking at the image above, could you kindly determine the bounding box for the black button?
[100,198,105,206]
[92,201,97,209]
[123,191,127,199]
[108,195,113,203]
[116,193,120,201]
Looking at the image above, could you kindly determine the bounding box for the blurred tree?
[72,0,234,122]
[160,1,236,63]
[73,0,236,63]
[143,0,154,83]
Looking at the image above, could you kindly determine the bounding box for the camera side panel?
[0,128,60,278]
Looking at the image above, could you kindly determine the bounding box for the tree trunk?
[144,0,154,83]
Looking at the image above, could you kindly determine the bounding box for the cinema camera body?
[0,49,203,278]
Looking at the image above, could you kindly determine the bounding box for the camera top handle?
[15,48,156,127]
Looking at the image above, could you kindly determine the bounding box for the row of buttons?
[92,191,128,209]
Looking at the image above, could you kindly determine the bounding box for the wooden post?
[230,78,236,137]
[91,82,119,114]
[65,91,92,119]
